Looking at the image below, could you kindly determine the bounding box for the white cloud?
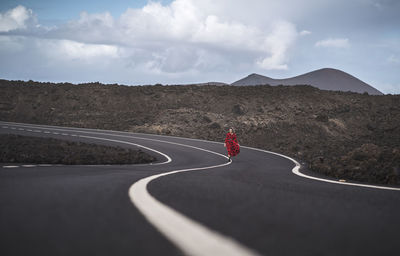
[0,1,299,73]
[0,0,398,92]
[117,0,299,71]
[74,11,114,28]
[315,38,350,48]
[300,30,311,36]
[0,5,36,32]
[53,40,119,60]
[256,21,298,70]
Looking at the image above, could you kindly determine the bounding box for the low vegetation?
[0,134,156,165]
[1,79,399,185]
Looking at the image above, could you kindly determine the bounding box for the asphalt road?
[1,121,400,256]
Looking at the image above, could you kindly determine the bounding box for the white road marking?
[78,135,171,165]
[44,131,50,134]
[4,120,400,255]
[54,133,260,254]
[129,161,260,256]
[8,125,223,162]
[27,129,32,132]
[86,164,111,167]
[11,127,16,130]
[33,130,41,133]
[38,164,53,167]
[1,122,261,255]
[18,128,24,131]
[22,165,36,168]
[292,165,400,191]
[240,145,400,191]
[3,121,400,192]
[61,133,68,136]
[71,134,77,137]
[4,121,399,254]
[3,166,19,168]
[126,138,261,256]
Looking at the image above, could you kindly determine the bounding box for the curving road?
[1,121,400,256]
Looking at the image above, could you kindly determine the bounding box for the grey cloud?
[0,1,399,93]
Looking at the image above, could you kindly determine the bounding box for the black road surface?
[1,121,399,256]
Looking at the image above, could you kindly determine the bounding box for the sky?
[0,0,399,94]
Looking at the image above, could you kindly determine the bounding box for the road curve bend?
[1,121,400,256]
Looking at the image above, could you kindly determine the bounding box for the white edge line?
[2,121,400,191]
[3,124,217,166]
[4,122,399,254]
[293,164,400,191]
[1,124,171,166]
[1,122,261,255]
[240,146,400,191]
[78,135,171,165]
[129,162,261,256]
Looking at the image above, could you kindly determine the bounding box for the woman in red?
[224,128,240,162]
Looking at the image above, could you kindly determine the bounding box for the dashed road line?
[3,125,258,255]
[2,164,61,169]
[7,121,400,192]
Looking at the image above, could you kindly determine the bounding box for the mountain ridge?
[232,68,383,95]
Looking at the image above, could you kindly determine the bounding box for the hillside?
[0,134,156,165]
[232,68,383,95]
[0,79,399,185]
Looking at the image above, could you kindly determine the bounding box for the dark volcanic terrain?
[0,79,399,185]
[0,134,156,165]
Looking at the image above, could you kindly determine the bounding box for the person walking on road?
[224,128,240,162]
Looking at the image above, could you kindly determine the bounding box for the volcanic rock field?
[1,79,399,185]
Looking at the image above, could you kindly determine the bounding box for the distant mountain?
[232,68,383,95]
[183,82,228,86]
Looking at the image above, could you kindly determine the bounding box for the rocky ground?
[0,134,156,165]
[0,79,399,185]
